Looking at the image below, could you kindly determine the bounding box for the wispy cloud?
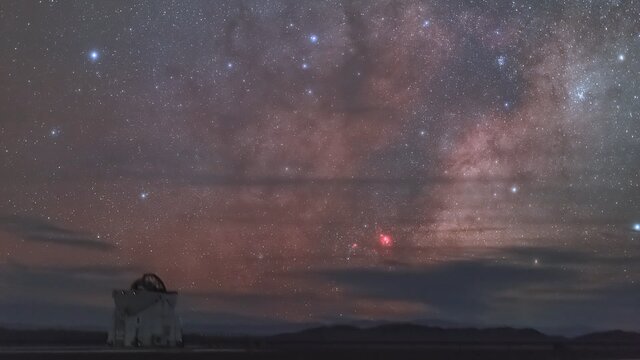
[0,215,114,251]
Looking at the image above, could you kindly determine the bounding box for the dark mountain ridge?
[1,323,638,347]
[271,323,562,343]
[574,330,640,343]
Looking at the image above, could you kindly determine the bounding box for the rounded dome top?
[130,273,167,292]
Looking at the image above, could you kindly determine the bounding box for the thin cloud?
[0,215,114,251]
[311,258,577,323]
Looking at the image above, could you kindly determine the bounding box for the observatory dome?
[130,273,167,293]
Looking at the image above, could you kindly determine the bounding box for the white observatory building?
[107,273,183,347]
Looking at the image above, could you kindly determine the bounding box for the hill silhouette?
[271,323,562,343]
[1,322,639,347]
[574,330,640,343]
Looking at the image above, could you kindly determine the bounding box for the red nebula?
[379,233,393,248]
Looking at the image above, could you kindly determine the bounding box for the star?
[88,50,99,62]
[533,259,539,265]
[618,54,625,62]
[309,34,318,44]
[422,20,431,28]
[227,62,234,69]
[302,63,309,70]
[49,128,60,137]
[139,191,149,200]
[510,185,518,194]
[633,223,640,232]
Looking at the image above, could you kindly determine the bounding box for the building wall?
[108,291,182,347]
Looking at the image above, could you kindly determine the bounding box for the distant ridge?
[574,330,640,343]
[1,323,639,347]
[0,327,106,346]
[271,323,562,343]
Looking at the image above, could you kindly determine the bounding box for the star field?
[0,0,639,332]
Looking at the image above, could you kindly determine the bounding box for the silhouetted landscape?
[2,323,640,359]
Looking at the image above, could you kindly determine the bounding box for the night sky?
[1,0,639,333]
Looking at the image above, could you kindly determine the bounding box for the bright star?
[533,259,539,265]
[510,185,518,193]
[618,54,625,62]
[227,62,233,69]
[633,223,640,232]
[309,34,318,44]
[139,192,149,200]
[49,128,60,137]
[423,20,431,28]
[302,63,309,69]
[89,50,99,61]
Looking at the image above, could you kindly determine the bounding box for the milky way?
[0,1,639,332]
